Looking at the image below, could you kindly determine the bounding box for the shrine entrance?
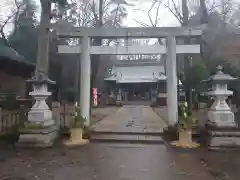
[117,82,159,102]
[122,83,152,101]
[130,83,150,101]
[55,25,205,126]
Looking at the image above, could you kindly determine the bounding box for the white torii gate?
[56,26,204,126]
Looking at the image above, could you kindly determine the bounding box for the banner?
[92,88,97,106]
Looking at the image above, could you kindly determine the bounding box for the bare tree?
[54,0,128,100]
[126,0,164,61]
[221,0,234,23]
[0,0,24,45]
[163,0,239,25]
[60,0,127,29]
[132,0,162,27]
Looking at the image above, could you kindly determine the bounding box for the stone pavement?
[91,105,167,134]
[153,106,168,122]
[91,105,167,143]
[91,106,120,125]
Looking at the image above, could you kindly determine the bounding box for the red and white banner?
[92,88,97,106]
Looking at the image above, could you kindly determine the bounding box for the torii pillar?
[80,36,91,126]
[166,36,178,125]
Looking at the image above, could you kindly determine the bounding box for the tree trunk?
[200,0,208,24]
[181,0,192,114]
[36,1,51,76]
[91,0,103,88]
[182,0,189,26]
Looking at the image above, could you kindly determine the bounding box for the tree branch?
[112,5,120,27]
[0,0,24,44]
[208,4,220,13]
[132,19,149,27]
[154,0,162,27]
[148,1,156,26]
[90,1,99,25]
[163,2,183,24]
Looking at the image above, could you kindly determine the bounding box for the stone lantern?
[18,71,58,147]
[206,65,236,127]
[204,65,240,150]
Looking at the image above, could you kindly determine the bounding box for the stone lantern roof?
[26,70,55,85]
[203,65,237,83]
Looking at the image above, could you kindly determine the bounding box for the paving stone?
[92,105,167,134]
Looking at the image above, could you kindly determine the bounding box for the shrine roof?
[104,61,166,83]
[0,39,34,66]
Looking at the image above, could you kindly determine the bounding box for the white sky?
[123,0,179,27]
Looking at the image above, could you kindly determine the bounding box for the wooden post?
[0,107,2,133]
[19,105,26,126]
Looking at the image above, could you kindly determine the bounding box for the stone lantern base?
[205,123,240,150]
[205,108,240,150]
[208,110,236,127]
[17,126,58,147]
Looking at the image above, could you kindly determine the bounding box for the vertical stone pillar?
[52,102,61,129]
[166,36,178,125]
[117,88,122,101]
[80,36,91,126]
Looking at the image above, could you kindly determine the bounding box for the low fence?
[0,109,23,136]
[0,102,113,136]
[60,113,74,129]
[0,103,74,136]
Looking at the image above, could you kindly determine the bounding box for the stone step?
[91,130,164,136]
[90,134,165,144]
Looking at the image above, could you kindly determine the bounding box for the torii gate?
[56,26,205,126]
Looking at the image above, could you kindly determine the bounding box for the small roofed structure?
[0,39,35,99]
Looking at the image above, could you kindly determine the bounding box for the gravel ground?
[0,143,217,180]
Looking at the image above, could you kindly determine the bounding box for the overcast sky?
[123,0,179,27]
[1,0,181,35]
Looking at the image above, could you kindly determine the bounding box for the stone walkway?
[91,105,167,143]
[91,107,120,125]
[92,105,167,134]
